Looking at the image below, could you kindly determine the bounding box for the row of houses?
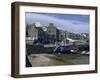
[26,22,89,45]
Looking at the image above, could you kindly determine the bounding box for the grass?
[53,53,89,65]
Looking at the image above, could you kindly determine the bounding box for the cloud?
[26,13,89,33]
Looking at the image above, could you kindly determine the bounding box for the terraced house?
[26,22,89,45]
[26,22,67,45]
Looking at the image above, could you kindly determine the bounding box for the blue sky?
[25,12,90,33]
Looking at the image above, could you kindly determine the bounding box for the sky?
[25,12,90,33]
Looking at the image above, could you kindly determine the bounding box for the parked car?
[81,51,89,55]
[78,44,89,51]
[58,46,71,53]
